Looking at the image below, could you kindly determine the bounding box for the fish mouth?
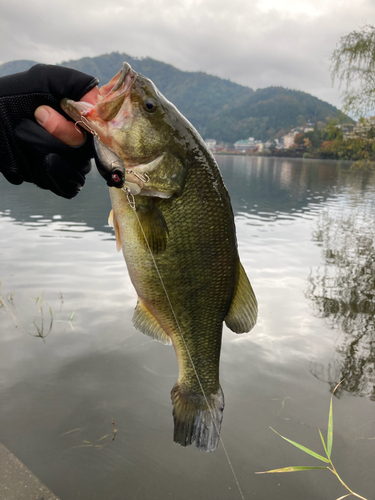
[61,62,168,196]
[61,62,136,126]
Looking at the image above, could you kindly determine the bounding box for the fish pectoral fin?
[108,209,122,252]
[136,198,169,253]
[225,261,258,333]
[132,299,172,345]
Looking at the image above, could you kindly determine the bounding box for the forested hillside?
[204,87,341,142]
[0,53,341,142]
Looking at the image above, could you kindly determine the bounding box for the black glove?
[0,64,99,198]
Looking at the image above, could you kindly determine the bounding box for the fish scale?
[62,62,258,451]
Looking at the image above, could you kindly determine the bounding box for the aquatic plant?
[256,381,368,500]
[31,292,53,340]
[0,283,76,338]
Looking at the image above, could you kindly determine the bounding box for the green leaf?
[97,434,109,442]
[270,428,330,463]
[256,466,328,474]
[318,428,329,459]
[70,311,75,321]
[47,303,53,318]
[327,397,333,458]
[60,428,82,436]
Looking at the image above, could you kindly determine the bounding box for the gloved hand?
[0,64,99,198]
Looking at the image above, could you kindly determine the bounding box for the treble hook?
[74,116,99,139]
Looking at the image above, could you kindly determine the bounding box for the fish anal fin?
[171,383,224,452]
[132,299,172,345]
[108,209,122,252]
[225,261,258,333]
[136,198,168,253]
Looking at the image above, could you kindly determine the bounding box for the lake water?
[0,156,374,500]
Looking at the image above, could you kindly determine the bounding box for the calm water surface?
[0,156,374,500]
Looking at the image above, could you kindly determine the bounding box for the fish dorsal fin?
[108,209,122,252]
[136,198,169,253]
[225,261,258,333]
[132,299,172,345]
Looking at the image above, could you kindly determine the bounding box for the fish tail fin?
[171,383,224,452]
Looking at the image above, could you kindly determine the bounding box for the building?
[234,138,255,152]
[204,139,217,151]
[282,129,301,148]
[343,117,375,140]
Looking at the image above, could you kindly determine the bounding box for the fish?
[61,62,258,452]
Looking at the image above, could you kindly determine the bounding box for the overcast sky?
[1,0,374,109]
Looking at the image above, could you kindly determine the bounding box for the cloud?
[1,0,375,108]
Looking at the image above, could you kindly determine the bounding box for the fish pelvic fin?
[225,261,258,333]
[132,299,172,345]
[108,209,122,252]
[171,383,224,452]
[136,198,169,254]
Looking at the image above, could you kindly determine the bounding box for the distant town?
[204,116,375,166]
[205,123,316,154]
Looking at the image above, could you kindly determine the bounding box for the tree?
[306,202,375,399]
[331,24,375,117]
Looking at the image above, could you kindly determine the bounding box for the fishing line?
[128,194,245,500]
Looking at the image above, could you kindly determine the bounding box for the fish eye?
[143,98,157,113]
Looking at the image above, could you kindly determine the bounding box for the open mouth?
[61,62,136,126]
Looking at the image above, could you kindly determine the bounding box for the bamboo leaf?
[327,397,333,458]
[270,428,330,463]
[256,466,328,474]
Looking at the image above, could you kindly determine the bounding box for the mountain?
[204,86,341,142]
[0,60,39,76]
[0,53,341,142]
[58,52,255,134]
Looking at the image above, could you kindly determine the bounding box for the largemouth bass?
[62,63,258,452]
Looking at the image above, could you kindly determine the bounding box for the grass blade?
[327,397,333,458]
[60,428,82,436]
[97,434,109,442]
[318,428,329,458]
[270,428,330,463]
[256,466,328,474]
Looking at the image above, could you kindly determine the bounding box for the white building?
[234,137,255,152]
[343,117,375,140]
[282,130,300,149]
[204,139,217,151]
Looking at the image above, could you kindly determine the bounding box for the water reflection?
[216,156,355,220]
[0,165,113,235]
[306,187,375,399]
[2,157,375,500]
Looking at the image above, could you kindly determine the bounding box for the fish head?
[62,62,197,197]
[62,63,194,181]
